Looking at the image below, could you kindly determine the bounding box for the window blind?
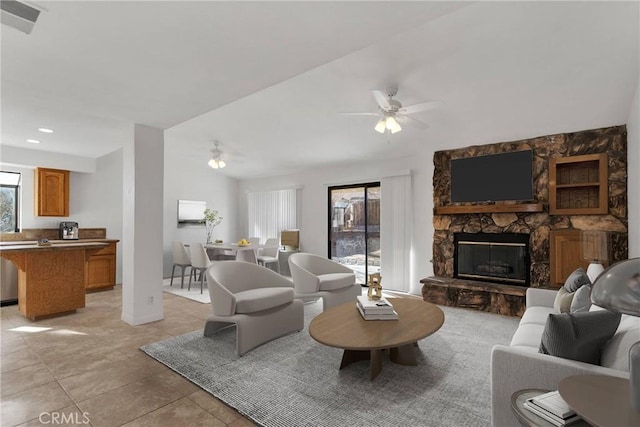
[247,189,297,243]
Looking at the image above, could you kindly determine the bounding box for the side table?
[559,375,639,427]
[511,389,591,427]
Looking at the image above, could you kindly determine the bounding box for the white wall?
[238,153,434,295]
[1,146,96,173]
[627,76,639,257]
[239,112,640,293]
[72,150,124,282]
[162,141,240,277]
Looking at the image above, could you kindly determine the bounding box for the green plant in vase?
[203,208,223,244]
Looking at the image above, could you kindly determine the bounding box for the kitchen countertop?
[0,238,118,246]
[0,241,112,252]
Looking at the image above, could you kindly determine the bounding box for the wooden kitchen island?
[0,241,109,320]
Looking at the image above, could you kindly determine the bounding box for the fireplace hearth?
[454,233,530,287]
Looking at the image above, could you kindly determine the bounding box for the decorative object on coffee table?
[367,272,382,300]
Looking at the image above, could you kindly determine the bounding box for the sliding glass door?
[328,182,380,285]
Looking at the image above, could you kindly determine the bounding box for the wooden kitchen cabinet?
[34,168,70,216]
[85,242,117,292]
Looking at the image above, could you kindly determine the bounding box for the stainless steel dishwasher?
[1,258,18,306]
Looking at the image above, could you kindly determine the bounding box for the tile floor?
[0,285,256,427]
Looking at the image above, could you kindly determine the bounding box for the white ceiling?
[2,1,638,179]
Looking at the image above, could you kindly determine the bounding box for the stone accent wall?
[433,125,628,287]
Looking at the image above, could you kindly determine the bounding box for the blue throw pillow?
[539,310,621,364]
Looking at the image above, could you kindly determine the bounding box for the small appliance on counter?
[59,221,79,240]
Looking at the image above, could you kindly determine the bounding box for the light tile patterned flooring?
[0,286,256,427]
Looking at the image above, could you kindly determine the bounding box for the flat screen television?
[450,150,534,203]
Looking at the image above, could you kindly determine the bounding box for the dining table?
[204,242,263,263]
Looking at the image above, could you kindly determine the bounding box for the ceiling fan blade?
[398,100,444,115]
[397,114,429,129]
[338,112,380,116]
[371,90,391,110]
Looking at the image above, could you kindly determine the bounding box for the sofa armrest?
[490,344,629,427]
[526,287,558,309]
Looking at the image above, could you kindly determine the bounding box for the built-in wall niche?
[549,153,608,215]
[177,200,206,227]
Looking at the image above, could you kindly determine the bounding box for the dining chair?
[188,242,212,293]
[170,241,192,288]
[257,237,280,272]
[247,237,260,245]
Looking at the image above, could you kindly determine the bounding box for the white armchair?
[204,261,303,356]
[288,253,361,311]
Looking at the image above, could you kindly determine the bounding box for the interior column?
[121,124,164,325]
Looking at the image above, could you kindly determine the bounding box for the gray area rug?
[140,300,519,427]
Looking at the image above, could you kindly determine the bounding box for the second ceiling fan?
[342,87,443,134]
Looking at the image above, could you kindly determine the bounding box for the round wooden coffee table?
[308,298,445,380]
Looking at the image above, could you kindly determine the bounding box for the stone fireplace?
[422,125,629,316]
[454,233,530,286]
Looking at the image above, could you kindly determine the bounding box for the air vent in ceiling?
[1,1,41,34]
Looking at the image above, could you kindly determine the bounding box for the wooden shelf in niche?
[549,153,608,215]
[434,203,543,215]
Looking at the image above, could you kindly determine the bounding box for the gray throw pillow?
[570,285,592,313]
[563,267,591,292]
[539,310,621,364]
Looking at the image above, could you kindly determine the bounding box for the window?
[247,189,297,243]
[0,171,21,232]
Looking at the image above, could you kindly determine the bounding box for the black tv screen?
[450,150,533,203]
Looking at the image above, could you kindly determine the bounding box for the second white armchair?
[288,252,361,311]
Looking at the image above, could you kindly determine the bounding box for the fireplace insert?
[453,233,530,286]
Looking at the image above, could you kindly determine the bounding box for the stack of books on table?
[523,390,582,426]
[356,296,398,320]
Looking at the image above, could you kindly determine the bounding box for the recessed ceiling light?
[26,139,41,144]
[38,128,53,133]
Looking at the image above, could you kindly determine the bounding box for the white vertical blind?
[380,174,412,292]
[247,189,297,242]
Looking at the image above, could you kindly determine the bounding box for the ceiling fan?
[341,87,443,134]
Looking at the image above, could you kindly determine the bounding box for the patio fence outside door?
[328,182,380,285]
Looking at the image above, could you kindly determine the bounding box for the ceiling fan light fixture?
[208,141,226,169]
[208,158,225,169]
[385,116,401,133]
[374,118,386,134]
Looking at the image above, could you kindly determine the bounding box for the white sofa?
[490,287,637,427]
